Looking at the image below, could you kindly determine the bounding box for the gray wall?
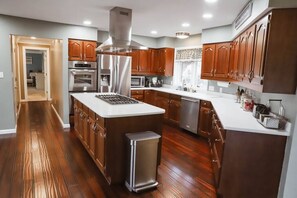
[0,14,97,131]
[201,25,233,44]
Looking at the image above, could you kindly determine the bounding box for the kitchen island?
[71,93,165,184]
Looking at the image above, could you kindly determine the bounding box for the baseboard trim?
[0,128,16,135]
[51,104,70,129]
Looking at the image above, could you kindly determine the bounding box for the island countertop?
[71,92,165,118]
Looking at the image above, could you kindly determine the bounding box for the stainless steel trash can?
[125,131,161,192]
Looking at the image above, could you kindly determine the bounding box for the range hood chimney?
[96,7,148,52]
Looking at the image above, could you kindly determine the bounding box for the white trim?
[51,104,70,129]
[0,128,16,135]
[22,46,51,101]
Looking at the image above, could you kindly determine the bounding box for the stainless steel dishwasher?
[180,97,200,134]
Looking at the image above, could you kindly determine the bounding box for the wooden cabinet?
[95,116,106,172]
[144,90,156,105]
[167,95,181,125]
[82,105,89,148]
[198,100,212,138]
[229,38,239,80]
[201,42,230,81]
[68,39,97,62]
[155,91,181,125]
[243,26,256,82]
[131,90,144,101]
[158,48,174,76]
[131,50,150,74]
[150,49,160,74]
[237,35,246,81]
[88,111,96,158]
[250,14,269,85]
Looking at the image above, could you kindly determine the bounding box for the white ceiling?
[0,0,250,37]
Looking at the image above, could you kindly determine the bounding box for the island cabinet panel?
[95,116,106,173]
[82,105,89,148]
[198,100,212,138]
[73,99,80,133]
[104,114,163,184]
[88,111,96,158]
[218,131,286,198]
[131,90,144,101]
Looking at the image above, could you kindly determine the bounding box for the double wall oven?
[68,61,97,115]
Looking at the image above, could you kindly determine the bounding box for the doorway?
[24,48,49,101]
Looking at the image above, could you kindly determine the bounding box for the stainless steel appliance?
[131,76,145,88]
[97,54,131,96]
[68,61,97,116]
[125,131,161,192]
[95,94,139,105]
[96,7,147,52]
[180,97,200,134]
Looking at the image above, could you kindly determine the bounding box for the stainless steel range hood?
[96,7,148,52]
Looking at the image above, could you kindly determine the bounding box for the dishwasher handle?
[181,97,199,103]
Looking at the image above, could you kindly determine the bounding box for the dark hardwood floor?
[0,101,216,198]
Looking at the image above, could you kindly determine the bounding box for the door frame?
[21,46,51,101]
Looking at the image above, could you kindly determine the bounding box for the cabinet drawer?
[200,100,212,108]
[156,91,169,98]
[95,114,105,127]
[131,90,144,95]
[132,95,144,101]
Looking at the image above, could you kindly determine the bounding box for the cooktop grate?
[95,94,139,105]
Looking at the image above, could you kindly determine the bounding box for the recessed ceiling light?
[182,23,190,27]
[30,36,36,39]
[205,0,218,3]
[83,20,92,25]
[151,30,158,35]
[203,13,213,19]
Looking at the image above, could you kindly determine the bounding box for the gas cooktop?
[95,94,139,105]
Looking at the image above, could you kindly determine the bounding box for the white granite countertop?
[71,92,165,118]
[132,87,291,136]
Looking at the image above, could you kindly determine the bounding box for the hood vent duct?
[96,7,148,52]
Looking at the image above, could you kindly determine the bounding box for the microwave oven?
[131,76,145,88]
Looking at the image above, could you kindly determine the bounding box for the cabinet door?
[150,49,160,74]
[237,35,247,81]
[198,106,212,138]
[168,98,181,125]
[96,125,106,170]
[130,51,139,74]
[159,48,174,76]
[229,38,239,80]
[69,40,83,61]
[138,50,150,73]
[251,14,269,85]
[83,41,97,62]
[89,118,96,158]
[82,112,89,148]
[155,96,169,120]
[243,26,256,82]
[201,44,216,78]
[74,104,80,133]
[144,90,156,105]
[214,42,230,79]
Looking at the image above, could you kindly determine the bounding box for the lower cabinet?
[95,117,106,172]
[144,90,156,105]
[131,90,144,101]
[209,109,286,198]
[198,100,212,138]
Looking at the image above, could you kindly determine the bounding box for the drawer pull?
[215,138,221,142]
[212,159,218,163]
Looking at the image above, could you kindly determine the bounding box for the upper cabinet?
[130,48,174,76]
[68,39,97,62]
[201,42,230,81]
[202,8,297,94]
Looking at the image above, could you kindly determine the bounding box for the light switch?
[0,72,4,79]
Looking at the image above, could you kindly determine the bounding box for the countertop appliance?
[95,94,139,105]
[97,54,131,97]
[125,131,161,192]
[180,97,200,134]
[131,76,145,88]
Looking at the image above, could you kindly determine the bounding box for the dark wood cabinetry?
[68,39,97,62]
[243,26,256,82]
[158,48,174,76]
[229,38,239,80]
[201,43,230,81]
[130,50,150,74]
[198,100,212,138]
[144,90,156,105]
[131,90,144,101]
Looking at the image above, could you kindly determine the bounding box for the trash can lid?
[126,131,161,141]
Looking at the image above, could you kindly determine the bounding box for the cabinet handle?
[211,69,214,73]
[214,69,217,73]
[215,138,221,142]
[92,123,97,131]
[212,159,218,163]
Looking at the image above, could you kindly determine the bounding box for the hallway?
[0,102,216,197]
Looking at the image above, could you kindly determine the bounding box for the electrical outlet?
[209,86,214,91]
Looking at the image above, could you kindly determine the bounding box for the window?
[173,47,208,90]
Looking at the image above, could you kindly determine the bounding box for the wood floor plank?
[0,101,216,198]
